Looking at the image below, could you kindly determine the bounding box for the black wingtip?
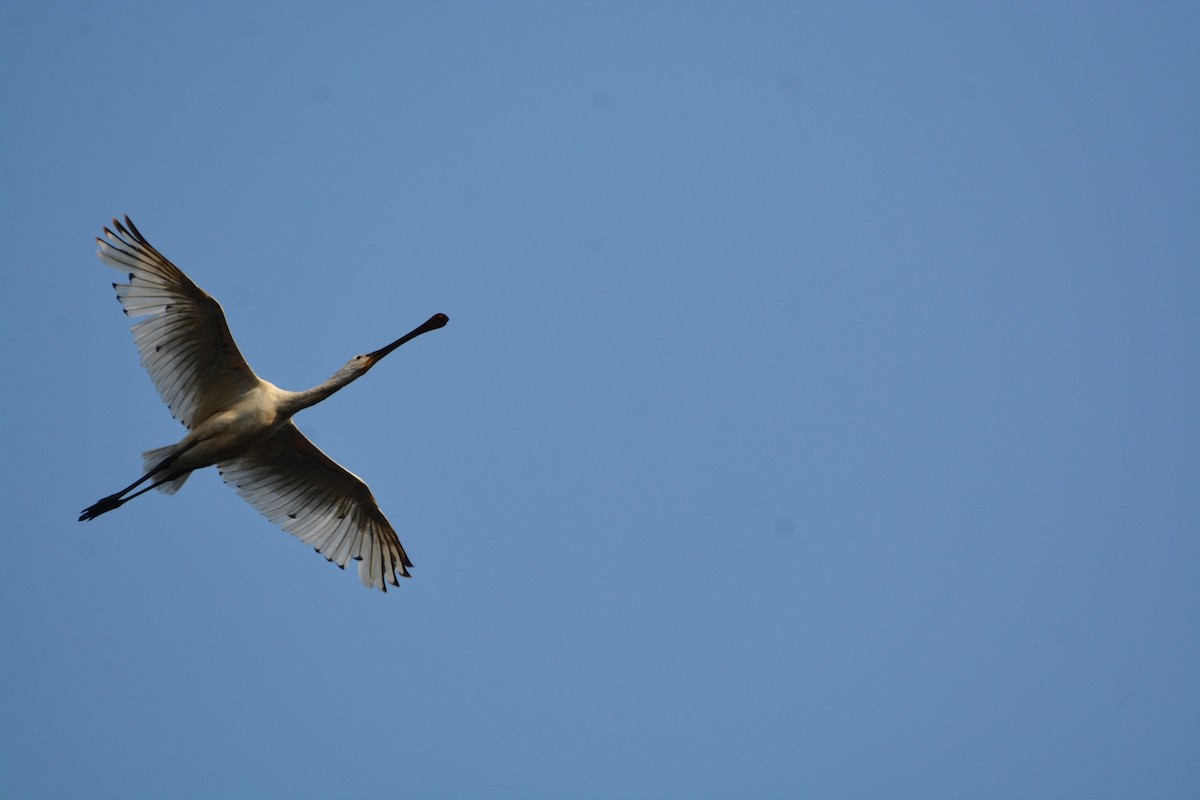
[124,215,144,242]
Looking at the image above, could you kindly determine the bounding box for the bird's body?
[154,382,288,471]
[80,217,448,591]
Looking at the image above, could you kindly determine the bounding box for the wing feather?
[218,422,413,591]
[98,216,260,430]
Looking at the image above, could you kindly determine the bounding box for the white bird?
[80,216,448,591]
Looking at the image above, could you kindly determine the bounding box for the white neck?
[277,369,362,418]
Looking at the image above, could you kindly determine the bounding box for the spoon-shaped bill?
[366,313,449,364]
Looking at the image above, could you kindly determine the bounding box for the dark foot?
[79,494,125,521]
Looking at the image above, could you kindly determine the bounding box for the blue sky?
[2,2,1197,798]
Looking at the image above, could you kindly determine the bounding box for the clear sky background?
[2,2,1197,798]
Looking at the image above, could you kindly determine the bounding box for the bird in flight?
[79,216,448,591]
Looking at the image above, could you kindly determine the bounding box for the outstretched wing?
[217,422,413,591]
[98,216,260,430]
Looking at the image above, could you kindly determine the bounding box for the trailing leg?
[79,469,191,521]
[78,446,189,522]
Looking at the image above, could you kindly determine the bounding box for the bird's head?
[335,353,377,381]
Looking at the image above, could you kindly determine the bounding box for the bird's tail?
[142,445,191,495]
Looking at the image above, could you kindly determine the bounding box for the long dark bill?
[365,313,449,365]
